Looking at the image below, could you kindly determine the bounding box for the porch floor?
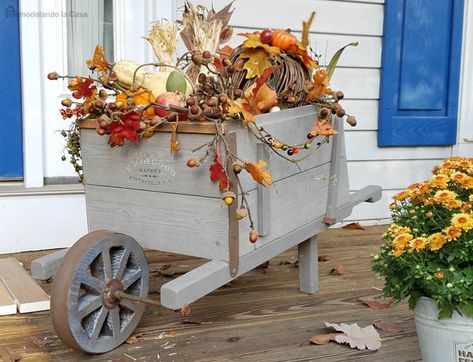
[0,225,421,361]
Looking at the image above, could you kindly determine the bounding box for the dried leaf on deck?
[170,123,179,153]
[343,222,366,230]
[31,336,53,348]
[180,304,192,316]
[359,297,393,310]
[126,333,144,344]
[0,347,21,362]
[329,265,345,275]
[309,332,341,345]
[373,321,402,334]
[325,322,382,351]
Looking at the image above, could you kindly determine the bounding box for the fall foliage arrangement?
[372,157,473,319]
[48,2,357,244]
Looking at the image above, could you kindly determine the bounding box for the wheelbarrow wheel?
[51,230,149,354]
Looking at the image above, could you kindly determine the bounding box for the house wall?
[1,0,472,253]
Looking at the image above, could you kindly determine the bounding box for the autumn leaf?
[329,265,345,275]
[245,160,272,186]
[209,151,230,191]
[170,123,179,153]
[325,322,382,351]
[343,222,365,230]
[125,333,144,344]
[301,12,316,49]
[310,120,337,138]
[307,69,332,100]
[108,111,141,147]
[180,304,191,316]
[252,83,277,114]
[285,42,317,70]
[215,45,235,70]
[86,45,108,74]
[239,48,274,79]
[359,297,393,310]
[309,333,341,345]
[227,99,255,125]
[69,77,97,99]
[239,32,281,55]
[373,321,402,334]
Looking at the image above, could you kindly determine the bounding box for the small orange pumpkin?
[271,30,298,51]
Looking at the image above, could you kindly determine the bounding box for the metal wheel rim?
[51,231,149,354]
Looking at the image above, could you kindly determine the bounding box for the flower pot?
[415,297,473,362]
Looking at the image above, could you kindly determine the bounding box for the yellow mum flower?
[391,246,405,257]
[430,174,449,188]
[445,226,462,241]
[428,233,447,251]
[445,199,462,209]
[469,194,473,202]
[392,233,413,249]
[462,176,473,189]
[451,172,468,184]
[393,190,411,201]
[451,213,473,231]
[409,237,428,252]
[433,190,456,203]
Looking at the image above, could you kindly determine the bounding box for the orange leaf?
[180,304,191,316]
[245,160,272,186]
[133,88,155,118]
[342,222,365,230]
[307,69,331,100]
[329,265,345,275]
[253,83,277,114]
[215,45,235,70]
[86,45,108,74]
[373,321,402,333]
[239,32,281,55]
[309,333,341,345]
[239,48,274,79]
[227,99,255,125]
[310,120,337,138]
[359,297,393,309]
[170,123,179,153]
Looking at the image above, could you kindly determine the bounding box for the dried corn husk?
[143,19,179,68]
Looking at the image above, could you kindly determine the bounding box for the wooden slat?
[0,280,16,316]
[345,131,453,161]
[0,258,49,313]
[195,0,384,36]
[77,119,218,134]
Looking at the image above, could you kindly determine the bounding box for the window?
[66,0,114,76]
[378,0,464,147]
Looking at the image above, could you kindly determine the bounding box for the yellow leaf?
[245,160,272,186]
[227,99,255,125]
[170,123,179,153]
[241,33,281,55]
[86,45,108,74]
[239,48,274,79]
[301,12,316,49]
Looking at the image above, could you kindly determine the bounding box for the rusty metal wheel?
[51,230,149,354]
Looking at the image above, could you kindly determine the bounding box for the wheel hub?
[102,279,124,309]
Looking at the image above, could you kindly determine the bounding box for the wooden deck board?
[0,225,421,361]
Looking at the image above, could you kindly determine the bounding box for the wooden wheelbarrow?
[44,106,381,353]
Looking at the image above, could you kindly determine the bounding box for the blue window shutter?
[0,0,23,178]
[378,0,464,147]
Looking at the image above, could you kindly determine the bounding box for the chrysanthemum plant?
[372,157,473,319]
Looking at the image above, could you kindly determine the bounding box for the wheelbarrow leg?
[298,236,318,294]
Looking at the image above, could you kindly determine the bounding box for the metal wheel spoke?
[81,274,104,294]
[119,298,138,312]
[102,249,113,281]
[79,296,103,319]
[115,249,131,280]
[90,307,109,341]
[122,269,142,290]
[109,308,121,338]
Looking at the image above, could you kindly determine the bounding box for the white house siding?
[190,0,473,224]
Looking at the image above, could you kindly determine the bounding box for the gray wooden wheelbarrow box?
[34,105,381,309]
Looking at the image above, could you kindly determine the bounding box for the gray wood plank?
[31,248,69,280]
[298,236,319,294]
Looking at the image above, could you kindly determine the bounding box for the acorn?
[96,127,106,136]
[192,52,203,65]
[233,89,243,99]
[109,71,118,82]
[336,90,344,100]
[47,72,59,80]
[202,50,212,60]
[281,145,289,151]
[307,133,314,140]
[304,143,312,149]
[346,115,357,127]
[287,149,294,156]
[232,161,244,174]
[99,89,108,99]
[336,108,346,118]
[222,58,232,67]
[222,190,236,206]
[197,73,207,84]
[249,231,259,243]
[235,58,245,71]
[235,207,248,220]
[61,98,72,107]
[319,108,329,118]
[187,157,201,168]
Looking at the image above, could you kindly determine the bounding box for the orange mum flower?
[410,237,428,252]
[393,190,411,202]
[392,233,413,249]
[434,271,445,279]
[430,174,449,188]
[428,233,447,251]
[445,199,462,210]
[451,213,473,231]
[433,190,456,203]
[445,226,462,241]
